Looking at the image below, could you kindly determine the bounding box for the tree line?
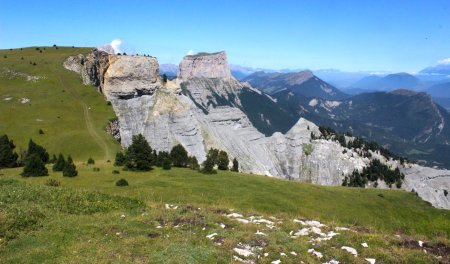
[114,134,239,173]
[0,134,77,177]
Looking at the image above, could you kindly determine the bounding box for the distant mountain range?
[243,69,450,168]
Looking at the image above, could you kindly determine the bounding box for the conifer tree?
[124,134,153,171]
[63,155,78,177]
[0,134,18,168]
[114,152,125,166]
[217,150,229,170]
[170,144,188,167]
[231,158,239,172]
[188,156,199,170]
[21,153,48,177]
[52,153,66,171]
[26,139,49,163]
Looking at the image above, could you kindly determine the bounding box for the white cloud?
[187,50,194,56]
[438,58,450,65]
[97,39,123,54]
[110,39,122,54]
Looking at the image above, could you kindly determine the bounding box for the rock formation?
[178,51,232,80]
[64,51,450,210]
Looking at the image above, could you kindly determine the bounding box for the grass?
[0,46,120,161]
[0,164,448,263]
[0,47,448,263]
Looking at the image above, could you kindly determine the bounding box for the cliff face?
[178,51,231,80]
[64,50,450,209]
[103,55,161,100]
[64,50,161,100]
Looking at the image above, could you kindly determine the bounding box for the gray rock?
[178,51,232,80]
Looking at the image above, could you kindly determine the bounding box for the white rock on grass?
[233,247,254,257]
[271,260,281,264]
[255,230,267,236]
[341,246,358,257]
[305,220,327,227]
[236,218,250,224]
[219,223,226,229]
[361,242,368,248]
[227,213,244,218]
[418,240,424,247]
[308,248,323,259]
[206,233,217,239]
[365,258,376,264]
[323,260,340,264]
[335,227,350,231]
[280,252,287,257]
[290,251,297,256]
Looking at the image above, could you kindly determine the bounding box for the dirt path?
[55,71,111,161]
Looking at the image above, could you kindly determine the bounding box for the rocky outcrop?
[63,49,109,87]
[65,50,450,210]
[102,55,161,100]
[178,51,231,80]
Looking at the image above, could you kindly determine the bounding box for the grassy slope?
[0,47,119,161]
[0,164,449,263]
[0,47,448,263]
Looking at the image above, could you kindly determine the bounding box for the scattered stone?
[219,223,226,229]
[3,97,12,101]
[19,97,30,104]
[335,227,350,231]
[233,247,254,257]
[361,242,369,248]
[418,240,424,247]
[206,233,217,239]
[365,258,376,264]
[308,248,323,259]
[280,252,286,257]
[290,251,297,256]
[323,260,340,264]
[271,259,281,264]
[227,213,244,218]
[255,230,267,236]
[341,246,358,257]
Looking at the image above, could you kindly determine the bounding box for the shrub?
[116,178,129,187]
[106,101,112,106]
[302,144,313,156]
[52,154,65,171]
[87,157,95,165]
[112,170,120,174]
[93,167,100,172]
[21,153,48,177]
[3,55,6,59]
[45,179,61,187]
[170,144,188,167]
[38,129,44,135]
[62,156,78,177]
[444,190,448,197]
[162,158,172,170]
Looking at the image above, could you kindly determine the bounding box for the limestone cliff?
[178,51,231,80]
[64,51,450,210]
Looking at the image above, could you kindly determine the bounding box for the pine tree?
[50,154,57,163]
[187,156,199,170]
[155,151,171,167]
[170,144,188,167]
[114,152,125,166]
[124,134,153,171]
[52,153,66,171]
[231,158,239,172]
[63,155,78,177]
[21,153,48,177]
[201,155,216,174]
[0,134,18,168]
[217,150,229,170]
[162,157,172,170]
[26,139,49,163]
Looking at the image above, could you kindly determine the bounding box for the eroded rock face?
[103,55,161,100]
[64,50,450,210]
[63,50,109,87]
[178,51,232,80]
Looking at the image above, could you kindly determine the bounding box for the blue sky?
[1,0,449,72]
